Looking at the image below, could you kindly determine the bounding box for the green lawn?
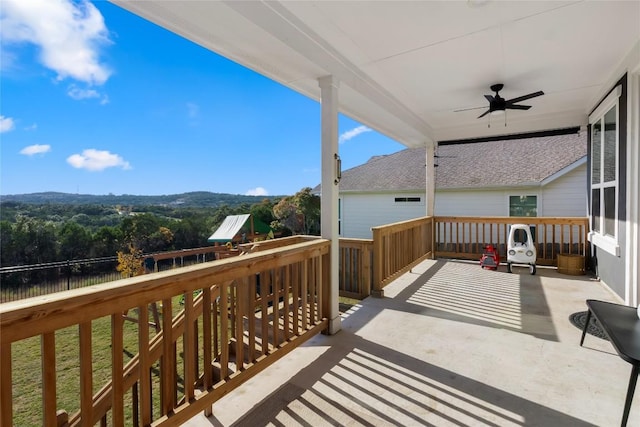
[10,297,188,426]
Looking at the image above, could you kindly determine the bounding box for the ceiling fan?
[456,84,544,119]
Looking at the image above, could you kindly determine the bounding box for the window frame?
[588,85,621,256]
[508,195,538,218]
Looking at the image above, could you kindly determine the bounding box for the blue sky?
[0,0,404,197]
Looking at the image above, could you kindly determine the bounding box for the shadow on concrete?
[385,259,560,341]
[208,330,594,426]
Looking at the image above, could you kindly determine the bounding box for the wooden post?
[42,332,57,426]
[371,227,384,298]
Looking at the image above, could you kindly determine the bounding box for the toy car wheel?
[507,263,512,273]
[530,264,536,275]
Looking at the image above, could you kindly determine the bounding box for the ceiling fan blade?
[478,109,491,118]
[484,95,494,103]
[506,104,531,110]
[506,91,544,104]
[454,106,487,112]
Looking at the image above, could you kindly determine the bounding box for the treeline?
[0,191,280,207]
[0,188,320,267]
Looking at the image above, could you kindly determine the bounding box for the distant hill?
[0,191,283,207]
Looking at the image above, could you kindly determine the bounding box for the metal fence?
[0,249,228,303]
[0,257,121,303]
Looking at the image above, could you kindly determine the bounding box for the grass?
[10,297,187,426]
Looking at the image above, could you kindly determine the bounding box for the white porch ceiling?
[112,0,640,148]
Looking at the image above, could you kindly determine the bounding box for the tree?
[92,226,122,257]
[58,222,92,260]
[272,188,320,235]
[173,216,209,249]
[116,244,144,278]
[293,187,320,235]
[250,199,276,227]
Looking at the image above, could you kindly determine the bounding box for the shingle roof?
[334,132,587,192]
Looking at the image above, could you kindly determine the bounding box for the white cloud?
[20,144,51,155]
[339,125,372,144]
[1,0,112,85]
[67,149,131,171]
[0,115,15,133]
[67,85,99,100]
[24,123,38,131]
[67,84,108,104]
[246,187,268,196]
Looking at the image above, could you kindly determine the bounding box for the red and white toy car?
[480,244,500,270]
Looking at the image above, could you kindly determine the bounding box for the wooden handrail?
[1,239,330,426]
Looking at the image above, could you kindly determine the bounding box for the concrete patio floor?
[186,259,639,426]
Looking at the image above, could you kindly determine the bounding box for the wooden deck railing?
[242,236,373,300]
[0,239,330,427]
[338,238,373,299]
[372,217,435,295]
[434,216,589,266]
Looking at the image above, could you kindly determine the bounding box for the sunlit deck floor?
[186,259,639,426]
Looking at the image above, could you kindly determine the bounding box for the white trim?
[626,70,640,305]
[588,88,621,245]
[588,231,620,256]
[589,85,622,121]
[540,157,587,185]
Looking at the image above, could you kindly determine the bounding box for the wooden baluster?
[161,298,174,414]
[42,332,57,427]
[1,343,12,426]
[220,283,229,379]
[183,291,195,402]
[301,260,308,331]
[202,287,213,417]
[111,313,124,426]
[247,275,256,362]
[260,271,270,354]
[212,286,219,360]
[79,322,92,426]
[292,263,300,336]
[283,265,291,341]
[139,304,152,425]
[272,269,280,348]
[316,256,323,322]
[235,279,245,371]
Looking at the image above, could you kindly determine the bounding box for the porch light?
[334,153,342,185]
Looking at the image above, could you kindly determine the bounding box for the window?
[589,85,621,255]
[394,197,421,203]
[509,195,537,217]
[338,198,341,235]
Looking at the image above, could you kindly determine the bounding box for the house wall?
[434,165,587,217]
[340,192,425,239]
[339,166,587,239]
[540,165,587,217]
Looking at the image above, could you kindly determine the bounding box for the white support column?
[626,69,640,306]
[425,141,436,217]
[319,75,341,335]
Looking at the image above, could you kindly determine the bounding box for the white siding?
[435,191,508,216]
[341,193,425,239]
[340,164,587,239]
[540,164,587,217]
